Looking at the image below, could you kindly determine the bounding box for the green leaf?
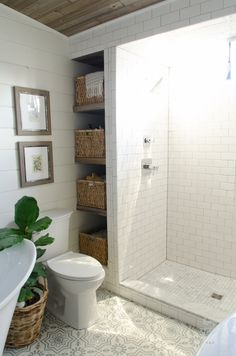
[27,217,52,233]
[15,196,39,232]
[25,274,38,287]
[0,228,21,238]
[36,248,46,259]
[26,263,46,287]
[25,232,32,240]
[18,287,34,302]
[34,234,54,247]
[25,288,34,301]
[0,229,23,251]
[25,262,47,288]
[33,262,47,278]
[18,287,27,302]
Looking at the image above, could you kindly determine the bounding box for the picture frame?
[18,141,54,187]
[14,86,51,135]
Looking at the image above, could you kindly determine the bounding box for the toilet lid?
[47,252,104,281]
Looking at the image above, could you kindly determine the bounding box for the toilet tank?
[35,209,73,262]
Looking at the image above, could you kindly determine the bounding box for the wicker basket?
[75,76,104,106]
[6,279,48,348]
[77,179,106,210]
[79,230,108,265]
[75,129,105,159]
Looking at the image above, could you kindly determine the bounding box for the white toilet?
[38,209,105,329]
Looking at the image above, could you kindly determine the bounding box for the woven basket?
[75,129,105,159]
[75,76,104,106]
[6,279,48,348]
[79,231,108,265]
[77,179,106,210]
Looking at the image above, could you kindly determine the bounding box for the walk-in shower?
[115,15,236,331]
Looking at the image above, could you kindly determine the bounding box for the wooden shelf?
[74,51,104,69]
[75,157,106,165]
[77,205,107,216]
[73,102,104,113]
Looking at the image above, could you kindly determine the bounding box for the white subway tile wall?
[68,0,236,299]
[69,0,236,58]
[116,48,168,281]
[168,47,236,278]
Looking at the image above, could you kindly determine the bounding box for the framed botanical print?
[14,87,51,135]
[18,141,54,187]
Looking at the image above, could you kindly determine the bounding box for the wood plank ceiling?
[0,0,165,36]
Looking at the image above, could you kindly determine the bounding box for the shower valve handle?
[143,164,159,171]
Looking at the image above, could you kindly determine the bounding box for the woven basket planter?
[75,76,104,106]
[79,231,108,265]
[6,279,48,348]
[77,179,106,210]
[75,129,105,159]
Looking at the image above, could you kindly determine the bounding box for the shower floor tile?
[122,261,236,323]
[4,289,206,356]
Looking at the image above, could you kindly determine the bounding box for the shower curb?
[119,282,217,333]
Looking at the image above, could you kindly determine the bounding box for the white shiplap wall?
[0,4,83,250]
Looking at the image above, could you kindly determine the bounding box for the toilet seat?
[47,251,104,281]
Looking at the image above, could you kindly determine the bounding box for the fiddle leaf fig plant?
[0,196,54,304]
[0,228,23,251]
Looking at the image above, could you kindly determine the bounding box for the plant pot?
[6,279,48,348]
[16,301,25,308]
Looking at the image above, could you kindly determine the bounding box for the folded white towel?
[85,71,104,98]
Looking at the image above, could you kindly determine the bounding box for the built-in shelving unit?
[73,50,108,265]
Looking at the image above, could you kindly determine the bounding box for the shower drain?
[211,293,223,300]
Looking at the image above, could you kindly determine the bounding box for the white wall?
[0,5,81,250]
[116,48,168,281]
[168,38,236,279]
[121,22,236,281]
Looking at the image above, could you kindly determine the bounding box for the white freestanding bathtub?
[0,240,36,355]
[197,311,236,355]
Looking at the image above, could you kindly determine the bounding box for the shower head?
[226,37,236,80]
[226,40,231,80]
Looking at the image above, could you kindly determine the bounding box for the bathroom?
[1,0,236,355]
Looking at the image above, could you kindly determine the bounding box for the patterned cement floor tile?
[4,289,208,356]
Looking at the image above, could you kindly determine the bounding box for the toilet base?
[47,289,98,329]
[46,268,104,329]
